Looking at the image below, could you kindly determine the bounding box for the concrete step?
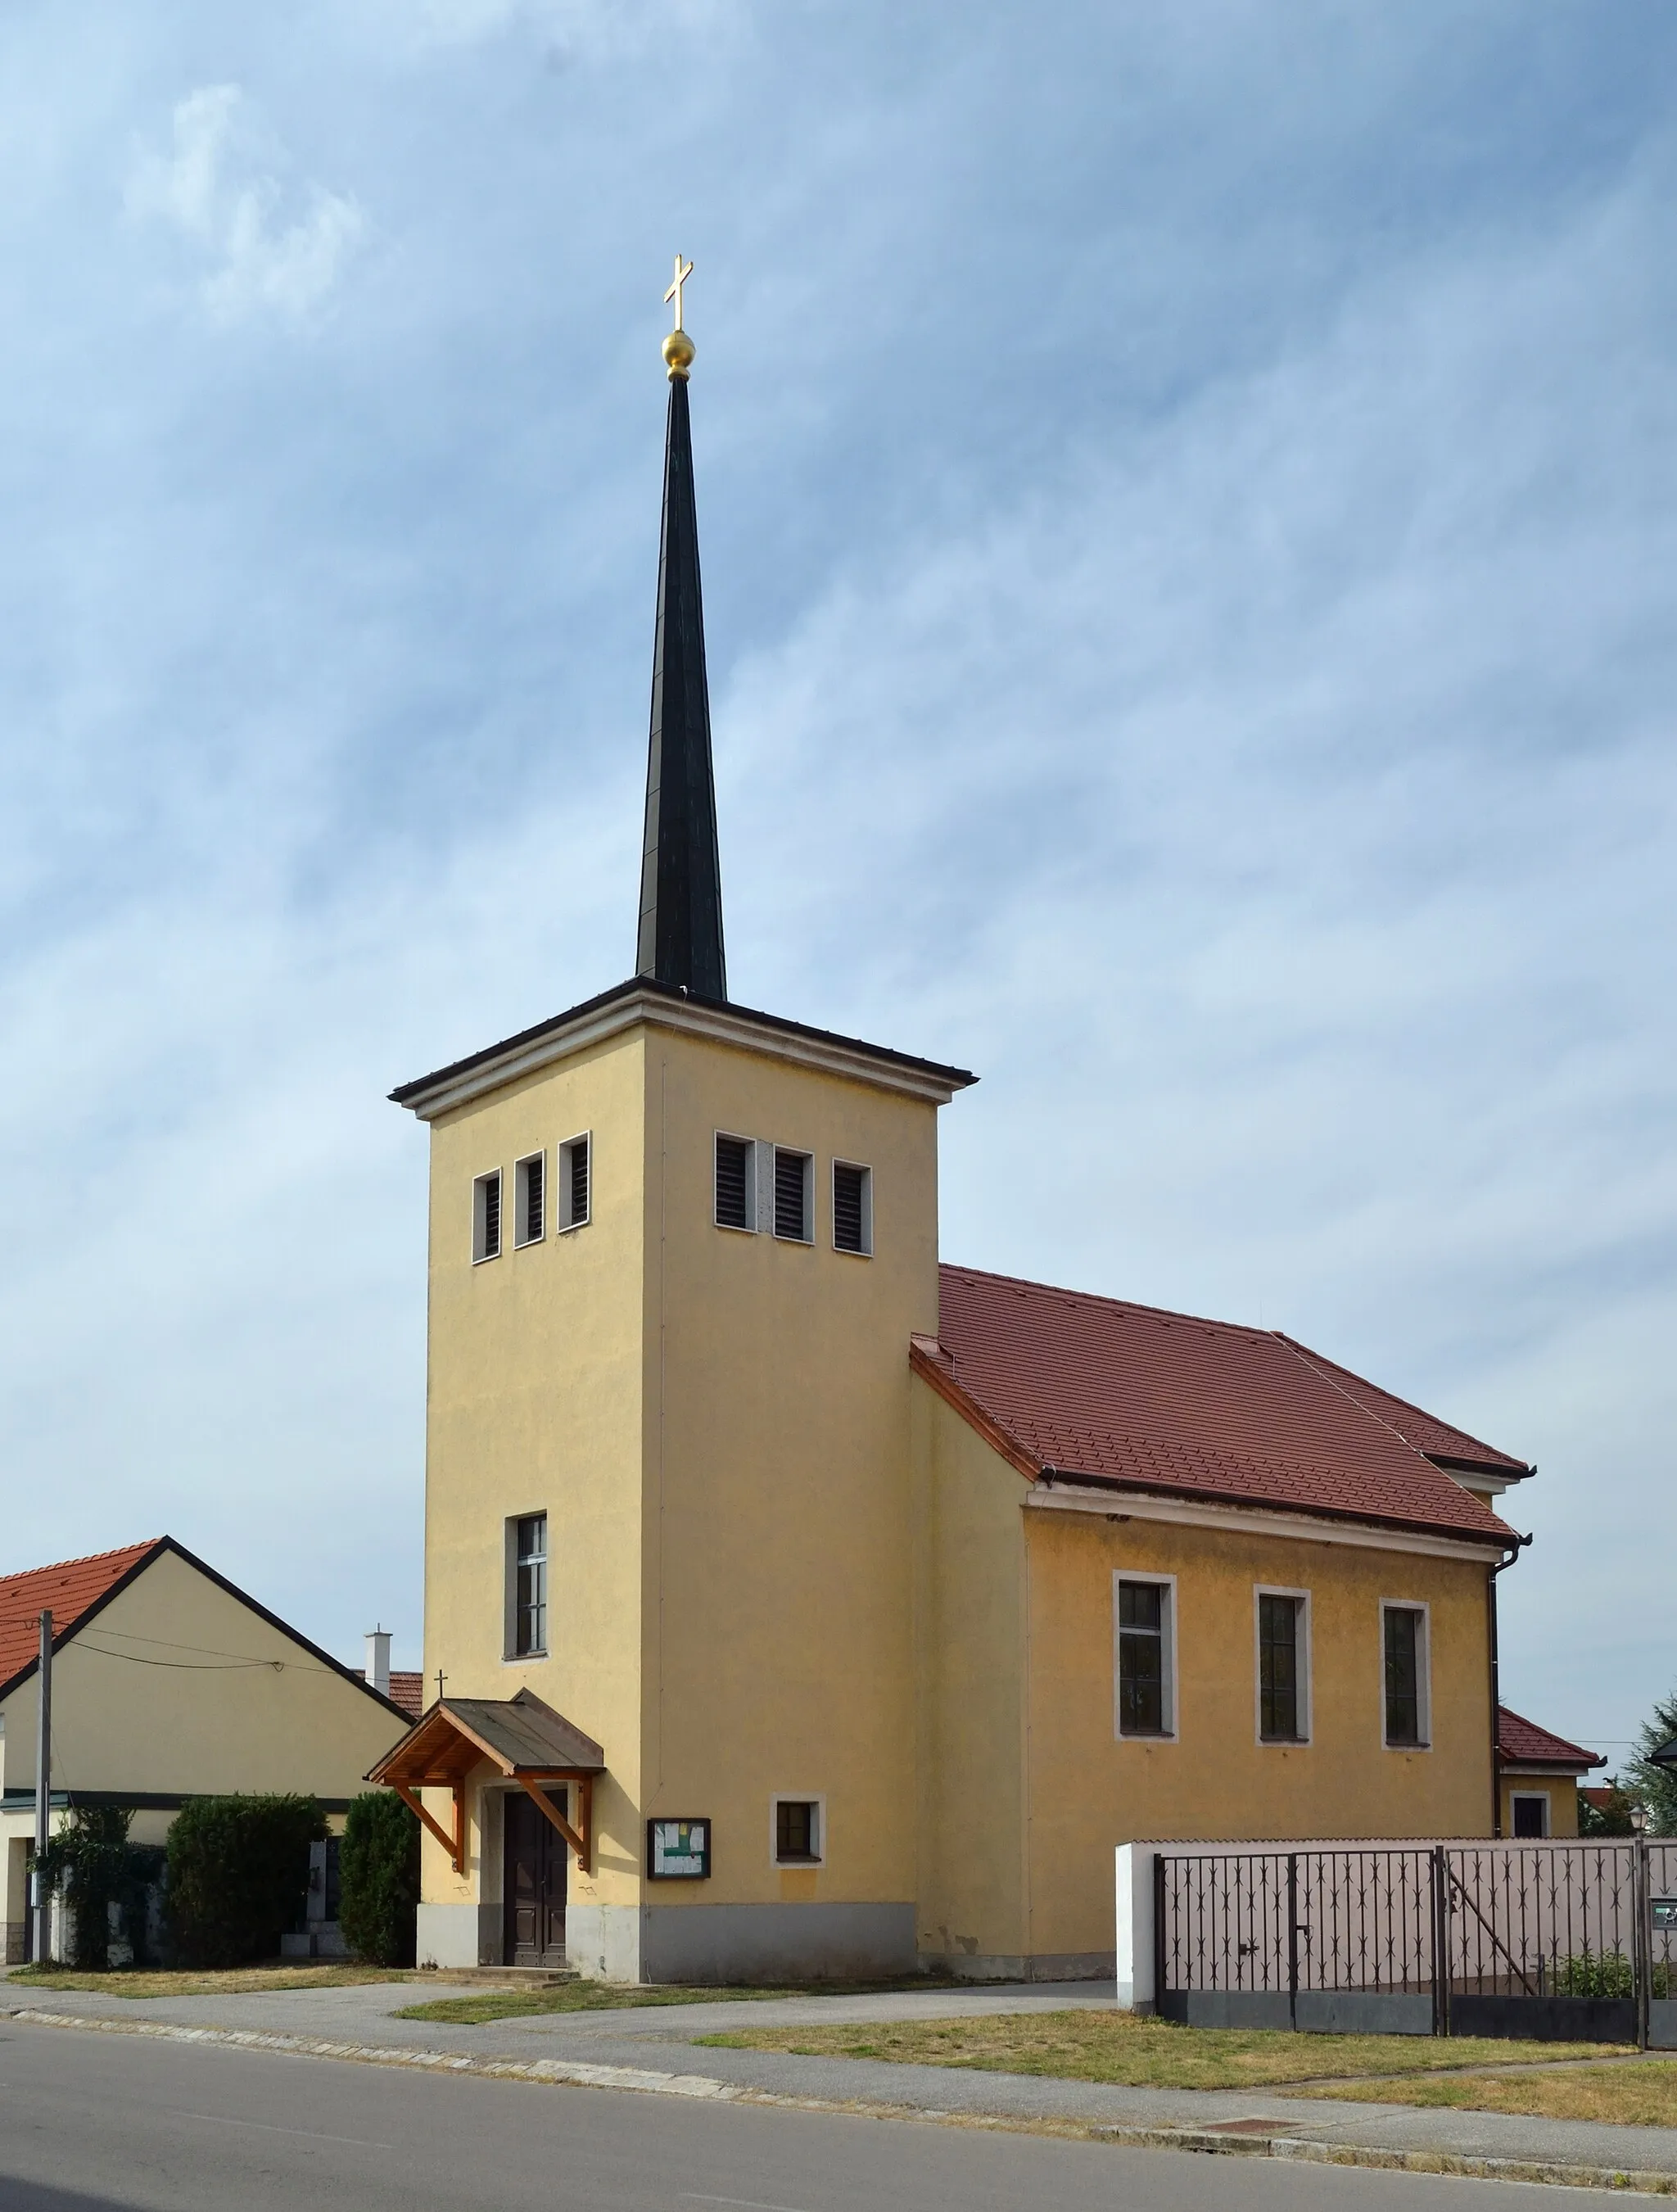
[423,1965,580,1988]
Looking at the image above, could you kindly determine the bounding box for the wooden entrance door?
[503,1790,567,1966]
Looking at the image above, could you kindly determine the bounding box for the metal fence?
[1155,1839,1677,2044]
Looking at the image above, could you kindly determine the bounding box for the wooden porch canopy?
[368,1686,605,1875]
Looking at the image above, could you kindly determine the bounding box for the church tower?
[384,269,974,1979]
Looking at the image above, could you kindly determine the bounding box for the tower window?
[832,1161,872,1255]
[472,1170,503,1263]
[715,1134,754,1231]
[514,1153,545,1246]
[559,1133,591,1231]
[774,1148,811,1243]
[509,1513,548,1658]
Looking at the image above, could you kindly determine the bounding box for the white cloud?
[125,84,365,324]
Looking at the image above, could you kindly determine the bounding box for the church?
[371,269,1534,1984]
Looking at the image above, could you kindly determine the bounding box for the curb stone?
[6,2007,1674,2196]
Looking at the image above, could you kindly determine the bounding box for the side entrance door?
[503,1790,567,1966]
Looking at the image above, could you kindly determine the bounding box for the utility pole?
[32,1609,52,1964]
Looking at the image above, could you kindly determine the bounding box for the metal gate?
[1155,1839,1677,2044]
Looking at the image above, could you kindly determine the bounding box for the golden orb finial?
[662,254,694,380]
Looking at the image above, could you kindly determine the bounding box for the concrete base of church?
[919,1947,1115,1984]
[564,1902,918,1985]
[415,1902,500,1969]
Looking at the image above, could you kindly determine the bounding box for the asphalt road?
[0,2019,1610,2212]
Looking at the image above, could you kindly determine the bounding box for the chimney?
[365,1627,391,1699]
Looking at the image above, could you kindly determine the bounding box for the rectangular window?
[1257,1590,1309,1743]
[773,1148,811,1242]
[472,1170,503,1263]
[774,1798,821,1863]
[832,1160,872,1255]
[559,1133,590,1230]
[514,1153,545,1246]
[1115,1576,1174,1738]
[715,1134,754,1230]
[1511,1792,1550,1839]
[1383,1604,1429,1748]
[512,1513,548,1657]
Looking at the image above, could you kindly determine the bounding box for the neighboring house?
[1497,1706,1604,1837]
[373,314,1540,1984]
[0,1538,411,1962]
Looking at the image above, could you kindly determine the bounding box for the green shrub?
[38,1807,137,1969]
[166,1795,326,1967]
[339,1792,420,1967]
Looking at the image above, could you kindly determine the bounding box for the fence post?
[1286,1852,1299,2029]
[1431,1845,1452,2038]
[1646,1831,1654,2052]
[1152,1851,1167,2019]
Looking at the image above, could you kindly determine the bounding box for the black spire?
[636,276,726,1003]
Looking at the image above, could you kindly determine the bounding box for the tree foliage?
[338,1791,420,1967]
[165,1794,326,1967]
[38,1807,138,1970]
[1628,1690,1677,1837]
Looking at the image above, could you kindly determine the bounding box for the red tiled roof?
[357,1669,424,1719]
[920,1267,1519,1545]
[0,1540,164,1696]
[1278,1346,1526,1475]
[1498,1705,1603,1771]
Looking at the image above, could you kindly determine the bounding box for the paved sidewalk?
[6,1975,1677,2192]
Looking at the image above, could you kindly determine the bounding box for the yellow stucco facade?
[0,1542,408,1963]
[407,986,1512,1983]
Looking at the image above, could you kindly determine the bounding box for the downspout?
[1489,1529,1533,1839]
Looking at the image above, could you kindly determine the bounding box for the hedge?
[165,1794,326,1967]
[339,1791,420,1967]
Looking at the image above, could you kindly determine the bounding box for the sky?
[1,1,1673,1764]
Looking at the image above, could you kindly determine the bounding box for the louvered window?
[1383,1605,1427,1747]
[472,1169,503,1263]
[560,1133,590,1230]
[514,1153,545,1246]
[715,1134,753,1230]
[1258,1592,1304,1742]
[774,1148,811,1242]
[832,1161,871,1255]
[1116,1577,1173,1737]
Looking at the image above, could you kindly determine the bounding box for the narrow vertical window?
[513,1513,548,1657]
[1258,1592,1304,1742]
[472,1170,503,1263]
[1116,1578,1173,1737]
[715,1134,753,1230]
[559,1133,590,1230]
[773,1148,811,1242]
[514,1154,545,1246]
[1383,1604,1427,1747]
[832,1161,872,1255]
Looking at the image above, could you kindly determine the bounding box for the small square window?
[509,1513,548,1658]
[774,1798,821,1863]
[773,1148,811,1242]
[514,1153,545,1246]
[715,1134,754,1231]
[472,1170,503,1263]
[559,1133,590,1231]
[1511,1792,1550,1838]
[832,1161,872,1255]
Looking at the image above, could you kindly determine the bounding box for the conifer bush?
[165,1794,325,1967]
[339,1791,420,1967]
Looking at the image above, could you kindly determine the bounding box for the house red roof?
[1498,1705,1603,1771]
[0,1540,163,1696]
[357,1669,424,1719]
[918,1266,1521,1545]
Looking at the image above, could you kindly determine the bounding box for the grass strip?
[696,2010,1631,2092]
[398,1976,952,2024]
[4,1965,423,1999]
[1296,2059,1677,2127]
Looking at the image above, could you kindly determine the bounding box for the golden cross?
[664,254,694,332]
